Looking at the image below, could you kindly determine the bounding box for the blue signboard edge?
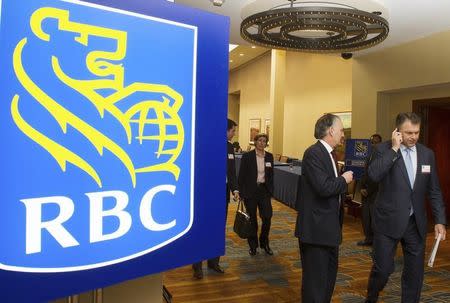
[0,0,230,301]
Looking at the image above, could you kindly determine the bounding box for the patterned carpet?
[164,201,450,302]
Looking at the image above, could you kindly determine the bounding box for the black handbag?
[233,199,252,239]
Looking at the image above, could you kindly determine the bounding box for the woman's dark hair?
[370,134,382,143]
[314,114,339,139]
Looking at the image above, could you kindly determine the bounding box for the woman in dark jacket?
[238,133,274,255]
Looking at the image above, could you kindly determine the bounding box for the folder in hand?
[427,233,443,268]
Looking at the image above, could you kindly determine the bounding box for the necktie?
[331,150,342,207]
[404,148,415,215]
[404,148,415,188]
[331,150,339,176]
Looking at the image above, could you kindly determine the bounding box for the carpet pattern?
[164,201,450,302]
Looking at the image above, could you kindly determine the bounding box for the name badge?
[265,162,272,167]
[421,165,431,173]
[228,154,234,159]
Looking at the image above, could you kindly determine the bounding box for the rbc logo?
[354,140,369,158]
[0,0,196,272]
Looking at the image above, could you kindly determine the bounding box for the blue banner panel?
[0,0,229,301]
[344,139,371,180]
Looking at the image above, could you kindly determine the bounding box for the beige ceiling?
[229,45,270,71]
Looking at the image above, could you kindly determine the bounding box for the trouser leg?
[361,199,373,242]
[366,232,399,302]
[300,240,338,303]
[258,193,272,247]
[400,216,425,303]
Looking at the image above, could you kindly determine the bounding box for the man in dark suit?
[365,112,447,303]
[238,133,274,255]
[226,120,240,214]
[295,114,354,303]
[192,119,239,279]
[357,134,382,246]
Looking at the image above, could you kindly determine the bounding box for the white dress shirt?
[319,140,338,178]
[256,152,265,183]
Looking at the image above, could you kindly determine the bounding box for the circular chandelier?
[240,0,389,53]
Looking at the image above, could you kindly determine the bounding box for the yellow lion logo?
[355,141,368,154]
[11,7,185,188]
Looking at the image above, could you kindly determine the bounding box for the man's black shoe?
[208,264,225,274]
[249,248,257,256]
[193,269,203,279]
[357,240,373,246]
[261,245,273,255]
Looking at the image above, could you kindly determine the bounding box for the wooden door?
[427,106,450,219]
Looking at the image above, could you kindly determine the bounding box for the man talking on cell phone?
[365,112,447,303]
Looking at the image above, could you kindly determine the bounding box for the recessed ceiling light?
[239,53,244,56]
[251,46,256,49]
[228,44,238,52]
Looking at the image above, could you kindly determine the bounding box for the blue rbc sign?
[0,0,229,301]
[344,139,371,180]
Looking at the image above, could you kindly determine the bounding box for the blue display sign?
[0,0,229,301]
[344,139,371,180]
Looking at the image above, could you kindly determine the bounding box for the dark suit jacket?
[295,141,348,247]
[368,141,446,239]
[238,149,274,199]
[226,141,238,203]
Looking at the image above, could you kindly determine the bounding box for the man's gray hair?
[314,114,340,139]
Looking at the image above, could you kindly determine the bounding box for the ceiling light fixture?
[240,0,389,53]
[211,0,225,7]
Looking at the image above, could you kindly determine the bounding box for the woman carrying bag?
[238,133,274,256]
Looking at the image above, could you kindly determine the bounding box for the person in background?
[295,114,354,302]
[365,112,446,303]
[238,133,274,256]
[226,120,240,214]
[192,119,239,279]
[232,141,242,153]
[357,134,382,246]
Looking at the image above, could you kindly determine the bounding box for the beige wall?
[283,52,352,158]
[377,84,450,140]
[228,53,272,150]
[229,29,450,158]
[228,51,352,157]
[352,30,450,139]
